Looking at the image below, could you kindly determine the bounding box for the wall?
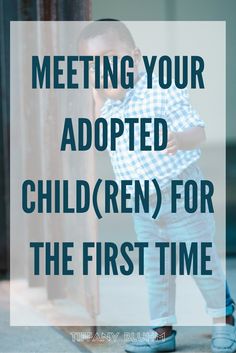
[92,0,236,142]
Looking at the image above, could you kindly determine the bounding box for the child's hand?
[165,127,206,154]
[166,131,181,155]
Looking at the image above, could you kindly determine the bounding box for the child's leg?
[165,164,234,322]
[213,283,235,324]
[133,210,177,329]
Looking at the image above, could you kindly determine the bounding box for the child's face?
[80,32,140,100]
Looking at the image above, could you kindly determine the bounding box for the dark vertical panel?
[0,0,91,276]
[35,0,92,300]
[0,0,19,276]
[58,0,91,20]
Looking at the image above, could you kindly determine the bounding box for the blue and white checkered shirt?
[101,72,205,193]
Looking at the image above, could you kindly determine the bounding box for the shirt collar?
[101,72,147,114]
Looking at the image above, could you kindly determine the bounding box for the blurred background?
[0,0,235,352]
[1,0,236,278]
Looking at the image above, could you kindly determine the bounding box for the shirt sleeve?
[164,84,205,131]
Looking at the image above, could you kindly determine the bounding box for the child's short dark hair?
[78,19,135,49]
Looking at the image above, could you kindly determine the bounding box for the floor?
[0,258,235,353]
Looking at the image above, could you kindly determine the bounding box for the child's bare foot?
[154,326,173,340]
[213,315,235,326]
